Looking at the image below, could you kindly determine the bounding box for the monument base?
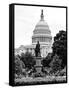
[33,57,44,77]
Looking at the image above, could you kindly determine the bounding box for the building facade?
[15,10,52,57]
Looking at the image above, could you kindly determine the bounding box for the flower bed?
[15,75,66,85]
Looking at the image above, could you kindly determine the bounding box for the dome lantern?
[40,9,44,21]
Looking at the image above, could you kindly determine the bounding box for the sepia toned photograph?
[9,4,67,86]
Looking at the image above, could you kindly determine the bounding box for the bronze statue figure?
[35,41,41,57]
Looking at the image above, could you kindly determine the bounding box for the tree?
[20,52,36,70]
[15,55,25,76]
[49,54,62,73]
[52,30,67,67]
[42,53,52,67]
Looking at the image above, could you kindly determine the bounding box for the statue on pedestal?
[35,41,41,57]
[33,41,44,77]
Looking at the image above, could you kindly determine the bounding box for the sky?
[15,5,66,48]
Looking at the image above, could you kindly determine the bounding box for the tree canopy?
[42,53,52,67]
[52,30,67,67]
[20,52,36,70]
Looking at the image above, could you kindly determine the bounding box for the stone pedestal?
[34,57,43,74]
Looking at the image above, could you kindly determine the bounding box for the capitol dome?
[32,10,52,46]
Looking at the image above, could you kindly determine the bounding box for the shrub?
[20,52,36,70]
[49,54,62,74]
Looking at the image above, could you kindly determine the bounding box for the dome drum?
[32,35,52,38]
[33,29,51,35]
[32,36,52,44]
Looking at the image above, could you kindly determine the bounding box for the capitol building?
[15,10,52,57]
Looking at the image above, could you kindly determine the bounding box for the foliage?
[49,54,62,73]
[59,67,66,76]
[42,53,52,67]
[52,30,67,67]
[15,55,25,76]
[20,52,36,70]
